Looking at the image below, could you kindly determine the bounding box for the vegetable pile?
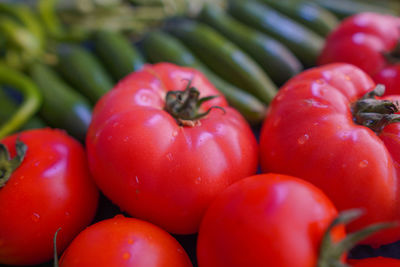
[1,0,400,266]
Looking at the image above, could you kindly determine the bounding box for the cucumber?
[310,0,398,18]
[142,30,267,125]
[30,63,92,142]
[228,0,324,67]
[56,44,114,103]
[166,20,277,104]
[198,4,302,85]
[93,30,145,81]
[255,0,339,37]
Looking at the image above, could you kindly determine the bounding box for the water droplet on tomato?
[135,176,140,184]
[359,160,368,168]
[195,177,201,184]
[172,131,178,137]
[297,134,309,145]
[31,213,40,222]
[65,211,70,217]
[166,153,173,161]
[122,252,131,260]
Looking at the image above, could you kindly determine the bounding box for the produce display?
[1,0,400,266]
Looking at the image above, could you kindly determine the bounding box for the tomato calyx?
[0,139,27,188]
[164,80,225,126]
[352,85,400,133]
[317,209,396,267]
[383,41,400,64]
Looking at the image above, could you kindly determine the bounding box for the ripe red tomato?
[197,173,345,267]
[86,63,258,234]
[0,128,99,265]
[348,257,400,267]
[259,63,400,246]
[59,215,193,267]
[318,13,400,95]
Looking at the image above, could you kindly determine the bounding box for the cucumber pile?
[0,0,398,139]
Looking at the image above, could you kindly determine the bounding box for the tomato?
[197,173,345,267]
[318,12,400,95]
[86,63,258,234]
[348,257,400,267]
[59,215,193,267]
[259,63,400,246]
[0,128,99,265]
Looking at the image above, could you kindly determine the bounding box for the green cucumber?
[228,0,324,67]
[166,20,277,104]
[198,4,302,85]
[142,30,267,125]
[56,44,114,103]
[30,63,92,142]
[309,0,398,18]
[93,30,145,81]
[255,0,339,37]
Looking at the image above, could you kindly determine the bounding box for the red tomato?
[86,63,258,234]
[59,215,193,267]
[197,173,345,267]
[259,63,400,246]
[348,257,400,267]
[0,128,99,265]
[318,13,400,95]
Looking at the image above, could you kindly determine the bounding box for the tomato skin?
[318,13,400,95]
[348,257,400,267]
[259,63,400,246]
[197,173,344,267]
[86,63,258,234]
[59,215,193,267]
[0,128,99,266]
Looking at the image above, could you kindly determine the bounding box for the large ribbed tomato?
[86,63,258,234]
[260,63,400,246]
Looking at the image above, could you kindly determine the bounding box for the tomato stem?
[164,79,225,126]
[317,209,396,267]
[53,228,61,267]
[0,139,27,188]
[352,85,400,133]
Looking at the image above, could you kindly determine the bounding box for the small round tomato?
[348,257,400,267]
[0,129,99,266]
[197,173,345,267]
[86,63,258,234]
[59,215,193,267]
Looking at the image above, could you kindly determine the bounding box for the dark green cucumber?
[30,63,92,141]
[93,30,145,81]
[166,20,277,104]
[0,87,45,130]
[255,0,339,37]
[56,44,114,103]
[310,0,398,18]
[199,4,302,85]
[142,30,267,125]
[228,0,324,67]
